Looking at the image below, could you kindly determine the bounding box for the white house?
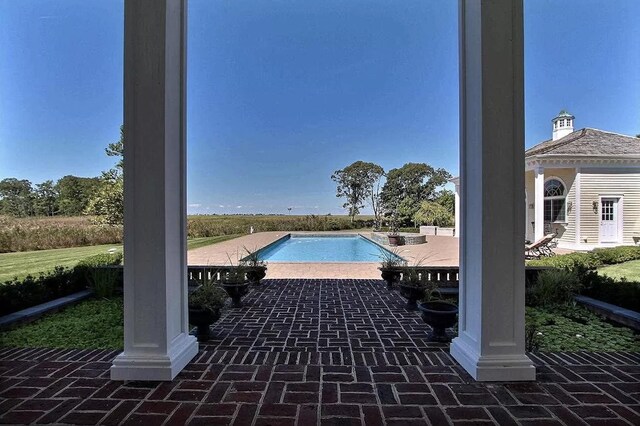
[454,111,640,249]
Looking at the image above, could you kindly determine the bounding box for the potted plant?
[378,248,406,289]
[396,268,426,310]
[417,279,458,343]
[219,266,251,308]
[387,213,403,246]
[241,246,268,285]
[188,283,228,341]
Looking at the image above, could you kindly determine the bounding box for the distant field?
[1,214,374,253]
[0,234,240,282]
[187,214,374,237]
[0,215,122,253]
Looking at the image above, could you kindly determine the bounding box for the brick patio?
[1,279,639,425]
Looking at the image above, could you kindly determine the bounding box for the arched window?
[544,178,566,222]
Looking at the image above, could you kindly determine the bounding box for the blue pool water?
[257,235,401,262]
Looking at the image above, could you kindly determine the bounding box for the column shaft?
[111,0,197,381]
[451,0,535,382]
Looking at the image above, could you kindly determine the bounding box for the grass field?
[1,214,374,253]
[598,259,640,281]
[0,234,241,282]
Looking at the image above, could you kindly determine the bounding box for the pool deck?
[187,231,462,279]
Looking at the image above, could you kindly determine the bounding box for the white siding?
[580,169,640,245]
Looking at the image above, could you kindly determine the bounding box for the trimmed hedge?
[528,246,640,312]
[580,270,640,312]
[0,252,122,317]
[528,246,640,269]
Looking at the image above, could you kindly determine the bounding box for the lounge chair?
[525,234,557,259]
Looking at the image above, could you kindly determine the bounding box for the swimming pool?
[256,234,402,262]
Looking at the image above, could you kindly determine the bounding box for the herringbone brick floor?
[1,280,639,425]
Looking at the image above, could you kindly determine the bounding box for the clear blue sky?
[1,0,638,215]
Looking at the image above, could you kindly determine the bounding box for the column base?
[110,334,198,381]
[451,336,536,382]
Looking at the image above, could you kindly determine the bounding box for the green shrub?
[580,270,640,312]
[76,252,123,268]
[189,284,228,313]
[0,252,124,316]
[528,246,640,271]
[593,246,640,265]
[527,268,581,308]
[89,268,120,299]
[528,252,602,270]
[0,267,86,316]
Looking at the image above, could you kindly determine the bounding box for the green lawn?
[0,244,123,282]
[598,259,640,281]
[0,234,241,282]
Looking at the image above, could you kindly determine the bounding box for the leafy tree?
[331,161,384,224]
[0,178,34,217]
[380,163,451,226]
[85,126,124,225]
[34,180,58,216]
[413,201,454,227]
[55,175,101,216]
[434,189,455,215]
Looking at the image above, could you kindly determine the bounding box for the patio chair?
[525,234,556,259]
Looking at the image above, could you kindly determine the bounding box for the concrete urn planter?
[188,308,221,342]
[379,267,402,289]
[246,266,267,285]
[397,283,425,310]
[418,301,458,343]
[221,281,251,308]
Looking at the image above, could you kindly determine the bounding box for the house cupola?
[552,109,574,140]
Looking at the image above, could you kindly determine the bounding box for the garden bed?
[2,283,637,353]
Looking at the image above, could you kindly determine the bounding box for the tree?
[434,189,455,215]
[0,178,34,217]
[380,163,451,226]
[413,201,454,227]
[34,180,58,216]
[55,175,101,216]
[85,126,124,225]
[331,161,384,223]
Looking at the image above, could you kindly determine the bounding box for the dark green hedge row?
[0,252,122,317]
[580,270,640,312]
[528,246,640,312]
[528,246,640,269]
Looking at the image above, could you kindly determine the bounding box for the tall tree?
[85,126,124,225]
[413,201,454,227]
[380,163,451,226]
[331,161,384,223]
[0,178,34,217]
[34,180,58,216]
[55,175,101,216]
[434,189,455,215]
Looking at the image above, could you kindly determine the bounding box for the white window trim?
[544,176,568,223]
[598,195,624,244]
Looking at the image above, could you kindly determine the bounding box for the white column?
[111,0,197,381]
[454,180,461,238]
[534,167,545,241]
[451,0,535,381]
